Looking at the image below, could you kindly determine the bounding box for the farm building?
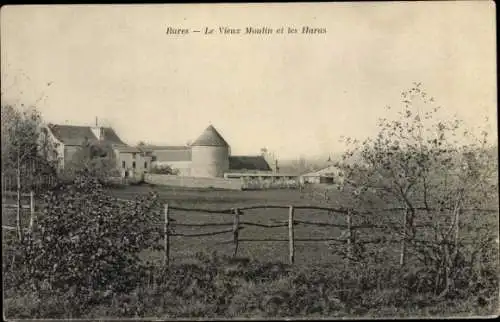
[143,124,283,179]
[44,122,288,182]
[45,123,152,180]
[300,164,344,185]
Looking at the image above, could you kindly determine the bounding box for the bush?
[150,165,179,175]
[4,169,163,317]
[62,140,121,183]
[4,251,498,319]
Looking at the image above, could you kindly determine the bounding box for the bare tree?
[336,83,498,296]
[1,104,57,240]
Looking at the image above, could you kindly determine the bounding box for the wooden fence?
[3,193,496,266]
[158,203,498,266]
[2,191,37,240]
[2,173,57,194]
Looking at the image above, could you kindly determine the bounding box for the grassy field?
[3,183,498,318]
[4,184,497,268]
[107,184,356,267]
[104,184,498,268]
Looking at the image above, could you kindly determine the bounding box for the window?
[132,161,136,169]
[144,161,148,169]
[122,161,126,169]
[132,153,136,159]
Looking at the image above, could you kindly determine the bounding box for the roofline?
[225,172,299,177]
[48,123,114,129]
[46,123,129,146]
[143,145,190,150]
[191,125,230,147]
[44,125,64,146]
[230,155,267,158]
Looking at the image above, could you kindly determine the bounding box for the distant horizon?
[1,3,496,160]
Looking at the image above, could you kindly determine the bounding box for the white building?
[144,125,276,178]
[300,164,344,185]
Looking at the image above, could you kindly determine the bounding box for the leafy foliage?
[63,140,121,180]
[335,83,499,297]
[4,254,498,319]
[1,104,57,189]
[150,164,180,175]
[4,170,163,315]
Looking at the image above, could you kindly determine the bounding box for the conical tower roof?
[191,125,229,147]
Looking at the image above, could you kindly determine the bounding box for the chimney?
[91,116,103,140]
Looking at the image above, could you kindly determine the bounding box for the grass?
[107,184,379,267]
[3,183,498,319]
[4,254,498,319]
[106,184,498,268]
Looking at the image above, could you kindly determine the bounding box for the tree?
[5,173,163,315]
[336,83,498,297]
[1,104,57,239]
[1,105,57,178]
[63,139,121,181]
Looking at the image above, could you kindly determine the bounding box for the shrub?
[62,140,121,183]
[4,251,499,319]
[335,83,498,298]
[4,169,163,317]
[150,165,179,175]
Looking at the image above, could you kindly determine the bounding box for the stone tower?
[190,125,230,178]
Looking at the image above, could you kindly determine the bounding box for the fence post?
[1,172,4,203]
[233,208,240,257]
[454,207,460,250]
[346,210,352,266]
[400,209,407,267]
[347,209,354,265]
[288,206,295,264]
[16,165,22,241]
[164,204,170,266]
[29,191,35,233]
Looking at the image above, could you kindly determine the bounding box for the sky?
[1,2,496,160]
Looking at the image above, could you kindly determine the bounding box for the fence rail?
[3,191,496,266]
[159,203,497,265]
[1,190,37,240]
[165,204,497,215]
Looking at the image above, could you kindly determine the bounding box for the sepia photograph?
[1,2,498,319]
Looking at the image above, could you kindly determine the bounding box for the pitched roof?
[48,124,127,146]
[101,127,127,146]
[113,145,142,153]
[141,145,189,151]
[229,156,272,172]
[152,147,192,162]
[301,165,342,177]
[191,125,229,147]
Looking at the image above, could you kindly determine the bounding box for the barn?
[45,123,152,180]
[144,125,277,178]
[300,164,344,185]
